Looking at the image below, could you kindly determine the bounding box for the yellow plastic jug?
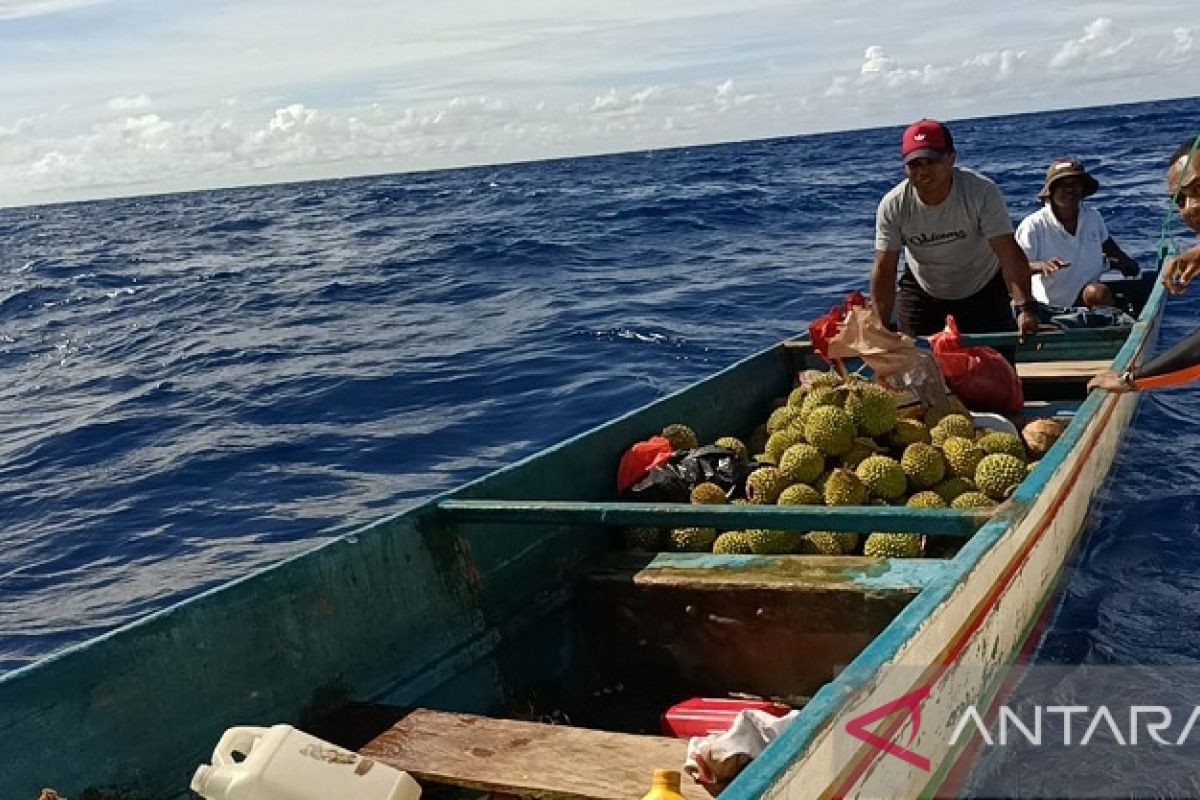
[190,724,421,800]
[640,768,686,800]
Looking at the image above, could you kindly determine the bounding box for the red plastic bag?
[616,436,674,493]
[808,291,868,363]
[928,316,1023,413]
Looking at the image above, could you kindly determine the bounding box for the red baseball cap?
[902,119,954,164]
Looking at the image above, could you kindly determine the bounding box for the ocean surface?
[3,95,1200,787]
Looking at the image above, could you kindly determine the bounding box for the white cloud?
[0,0,107,20]
[1049,17,1134,69]
[105,94,153,112]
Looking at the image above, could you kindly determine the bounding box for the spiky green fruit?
[823,467,868,506]
[778,443,825,485]
[765,427,806,463]
[901,443,946,490]
[690,482,727,505]
[712,531,755,554]
[714,436,748,461]
[767,405,802,435]
[864,533,923,558]
[856,455,907,501]
[845,384,899,437]
[802,369,844,390]
[668,527,718,552]
[745,528,804,554]
[786,386,809,408]
[777,482,821,506]
[942,435,985,479]
[976,432,1027,462]
[975,453,1026,500]
[840,436,880,470]
[622,527,663,551]
[745,466,788,504]
[934,476,976,503]
[661,423,699,451]
[803,405,856,457]
[805,531,858,555]
[800,385,844,417]
[935,414,975,440]
[906,491,947,508]
[951,491,996,509]
[889,418,931,449]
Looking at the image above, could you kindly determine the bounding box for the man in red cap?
[870,119,1039,348]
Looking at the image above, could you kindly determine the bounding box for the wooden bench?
[359,709,711,800]
[1016,358,1111,381]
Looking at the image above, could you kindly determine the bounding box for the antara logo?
[914,133,927,141]
[843,683,934,772]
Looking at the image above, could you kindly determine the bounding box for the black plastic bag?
[622,445,755,502]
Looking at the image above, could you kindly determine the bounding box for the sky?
[0,0,1196,207]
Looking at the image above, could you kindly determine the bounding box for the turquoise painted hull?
[0,274,1165,800]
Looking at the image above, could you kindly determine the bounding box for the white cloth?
[684,709,799,789]
[876,167,1014,300]
[1015,203,1110,307]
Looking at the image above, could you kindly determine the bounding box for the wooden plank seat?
[1016,358,1111,381]
[583,553,943,704]
[359,708,710,800]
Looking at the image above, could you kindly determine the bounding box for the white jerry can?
[191,724,422,800]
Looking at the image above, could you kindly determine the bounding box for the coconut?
[1021,418,1065,458]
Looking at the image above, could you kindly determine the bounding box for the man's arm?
[1161,243,1200,295]
[870,249,901,327]
[988,233,1039,335]
[1101,237,1140,277]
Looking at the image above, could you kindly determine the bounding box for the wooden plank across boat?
[0,273,1165,800]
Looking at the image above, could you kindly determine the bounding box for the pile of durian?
[624,370,1066,559]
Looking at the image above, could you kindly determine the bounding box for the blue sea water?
[2,96,1200,714]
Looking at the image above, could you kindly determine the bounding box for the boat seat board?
[1016,359,1112,380]
[359,709,709,800]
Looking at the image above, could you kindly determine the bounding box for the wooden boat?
[0,272,1165,800]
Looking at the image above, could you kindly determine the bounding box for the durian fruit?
[901,443,947,490]
[802,369,844,390]
[668,527,718,552]
[690,482,727,505]
[906,490,947,508]
[778,482,822,505]
[805,530,858,555]
[746,466,788,504]
[622,526,664,551]
[786,386,808,408]
[844,384,899,437]
[840,436,881,469]
[813,469,834,495]
[778,443,825,485]
[767,405,803,434]
[924,397,970,427]
[799,385,844,418]
[714,436,748,461]
[712,530,755,554]
[951,491,996,509]
[1022,418,1066,458]
[661,423,699,451]
[823,467,868,506]
[863,532,923,558]
[934,414,975,440]
[856,455,908,502]
[933,476,975,504]
[976,432,1027,462]
[803,405,856,457]
[889,418,931,449]
[765,427,806,463]
[745,528,804,555]
[975,453,1027,500]
[942,436,985,479]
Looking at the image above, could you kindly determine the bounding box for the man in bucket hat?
[870,119,1039,352]
[1016,158,1139,308]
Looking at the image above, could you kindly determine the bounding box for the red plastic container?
[661,697,792,738]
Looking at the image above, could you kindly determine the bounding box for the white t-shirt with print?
[875,167,1014,301]
[1015,204,1109,307]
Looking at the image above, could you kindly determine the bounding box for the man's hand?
[1017,310,1039,337]
[1034,258,1071,275]
[1162,245,1200,296]
[1087,368,1135,394]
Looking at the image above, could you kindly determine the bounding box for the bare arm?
[1162,243,1200,295]
[870,249,901,328]
[989,233,1038,336]
[1101,237,1139,276]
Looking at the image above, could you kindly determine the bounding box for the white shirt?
[1015,204,1109,307]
